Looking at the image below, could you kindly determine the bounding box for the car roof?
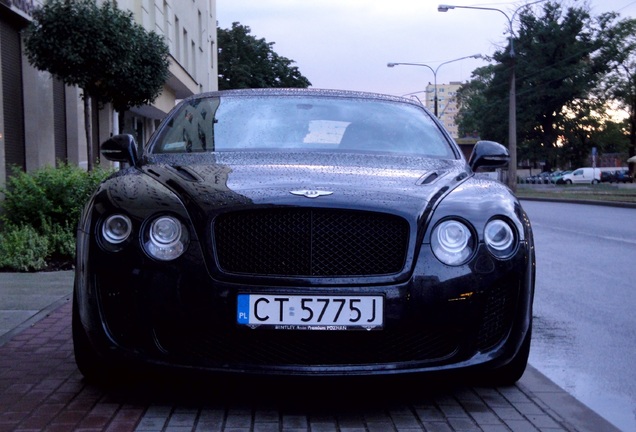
[181,87,425,109]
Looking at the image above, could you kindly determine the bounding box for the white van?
[562,167,601,184]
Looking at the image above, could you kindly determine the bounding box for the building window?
[183,29,188,69]
[191,40,196,77]
[175,16,181,61]
[210,40,215,68]
[198,10,203,47]
[148,0,156,32]
[163,1,169,35]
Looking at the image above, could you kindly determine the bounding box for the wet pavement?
[0,271,622,431]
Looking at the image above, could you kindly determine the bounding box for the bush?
[0,224,49,272]
[1,163,108,230]
[0,163,111,271]
[42,219,76,266]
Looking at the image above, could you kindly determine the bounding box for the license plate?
[237,294,383,330]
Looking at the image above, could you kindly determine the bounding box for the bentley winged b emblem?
[290,189,334,198]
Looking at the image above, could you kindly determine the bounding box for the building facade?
[424,81,463,139]
[0,0,218,190]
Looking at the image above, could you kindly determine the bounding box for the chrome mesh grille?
[213,209,409,277]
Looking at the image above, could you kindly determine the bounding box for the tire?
[565,179,572,184]
[484,325,532,387]
[72,295,117,384]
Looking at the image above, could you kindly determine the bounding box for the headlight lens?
[431,219,474,265]
[484,219,516,258]
[101,214,132,244]
[144,216,189,261]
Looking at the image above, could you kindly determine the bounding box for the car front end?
[73,89,534,385]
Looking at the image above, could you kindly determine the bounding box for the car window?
[150,95,456,158]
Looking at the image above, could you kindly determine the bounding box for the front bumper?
[75,239,533,377]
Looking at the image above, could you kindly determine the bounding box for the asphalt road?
[521,200,636,432]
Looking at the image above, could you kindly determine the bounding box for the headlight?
[144,216,189,261]
[431,219,474,265]
[101,214,132,244]
[484,219,516,258]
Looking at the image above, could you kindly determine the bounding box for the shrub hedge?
[0,163,111,272]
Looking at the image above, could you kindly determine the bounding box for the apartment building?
[0,0,218,189]
[424,81,463,138]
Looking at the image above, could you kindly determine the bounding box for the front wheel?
[72,296,109,382]
[72,294,134,385]
[483,326,532,387]
[565,179,572,184]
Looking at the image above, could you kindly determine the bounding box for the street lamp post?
[438,1,546,192]
[387,53,482,118]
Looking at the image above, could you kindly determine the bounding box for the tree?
[457,2,626,170]
[456,65,505,140]
[217,22,311,90]
[593,15,636,171]
[23,0,170,171]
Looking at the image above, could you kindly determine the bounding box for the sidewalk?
[0,271,622,432]
[0,270,73,344]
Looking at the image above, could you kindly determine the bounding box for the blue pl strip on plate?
[237,294,249,324]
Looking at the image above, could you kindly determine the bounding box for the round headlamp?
[102,214,132,244]
[484,219,517,258]
[144,216,189,261]
[431,219,474,266]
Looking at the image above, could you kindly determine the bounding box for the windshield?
[149,95,456,158]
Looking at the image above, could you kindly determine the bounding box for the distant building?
[424,81,463,138]
[0,0,218,189]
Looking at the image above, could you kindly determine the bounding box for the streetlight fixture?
[387,53,482,118]
[438,0,547,192]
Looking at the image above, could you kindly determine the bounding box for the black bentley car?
[73,88,535,385]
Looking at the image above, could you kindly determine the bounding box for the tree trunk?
[84,95,93,172]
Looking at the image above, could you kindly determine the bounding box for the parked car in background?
[562,167,601,184]
[525,171,551,184]
[551,170,571,184]
[614,169,633,183]
[597,168,631,183]
[537,171,552,184]
[73,88,535,387]
[600,169,615,183]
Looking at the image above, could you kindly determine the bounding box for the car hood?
[140,152,470,219]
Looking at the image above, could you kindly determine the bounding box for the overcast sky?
[216,0,636,97]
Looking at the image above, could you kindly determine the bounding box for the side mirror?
[468,140,509,171]
[101,134,139,167]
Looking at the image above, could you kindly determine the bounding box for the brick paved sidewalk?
[0,300,620,432]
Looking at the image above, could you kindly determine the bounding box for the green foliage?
[23,0,170,111]
[456,65,500,138]
[217,22,311,90]
[456,1,635,168]
[23,0,104,92]
[42,219,77,264]
[94,3,170,112]
[1,163,108,230]
[593,15,636,162]
[23,0,170,171]
[0,225,49,272]
[0,164,111,271]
